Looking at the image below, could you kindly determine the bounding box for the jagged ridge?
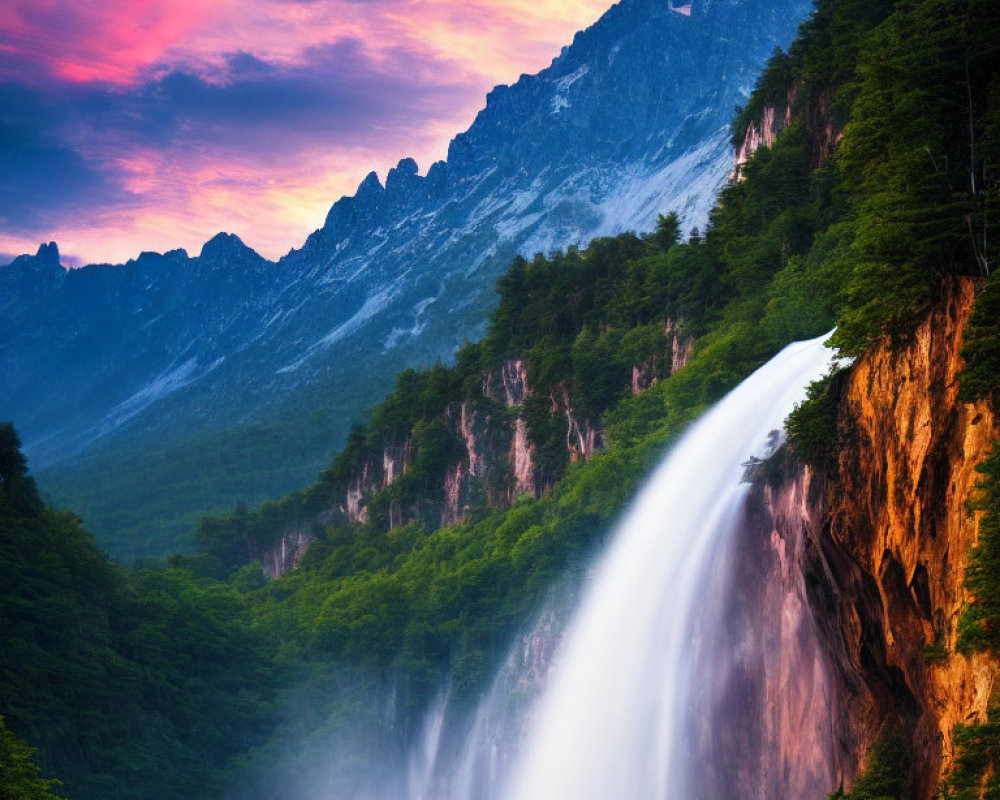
[1,0,813,556]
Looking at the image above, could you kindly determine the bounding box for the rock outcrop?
[731,82,842,181]
[693,466,853,799]
[261,527,314,579]
[731,98,794,180]
[817,278,997,797]
[754,279,997,797]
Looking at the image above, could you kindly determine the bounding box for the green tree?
[0,718,64,800]
[957,442,1000,654]
[650,211,682,251]
[959,272,1000,404]
[833,0,999,352]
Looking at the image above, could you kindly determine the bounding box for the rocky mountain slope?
[0,0,813,555]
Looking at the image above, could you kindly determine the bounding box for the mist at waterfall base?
[292,334,844,800]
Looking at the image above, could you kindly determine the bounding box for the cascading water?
[396,333,842,800]
[496,333,839,800]
[408,690,448,800]
[445,598,571,800]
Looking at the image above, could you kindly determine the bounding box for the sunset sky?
[0,0,611,266]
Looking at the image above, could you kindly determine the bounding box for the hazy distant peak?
[198,232,261,263]
[4,241,62,273]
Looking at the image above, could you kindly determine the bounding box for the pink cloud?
[0,0,229,85]
[2,0,609,88]
[1,0,612,265]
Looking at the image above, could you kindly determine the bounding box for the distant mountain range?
[0,0,814,556]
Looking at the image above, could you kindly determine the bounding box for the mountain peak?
[198,232,256,262]
[386,158,422,196]
[356,171,384,199]
[4,241,62,273]
[35,241,61,266]
[393,157,418,177]
[0,242,64,308]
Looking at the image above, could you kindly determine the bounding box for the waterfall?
[408,689,448,800]
[494,333,838,800]
[392,333,840,800]
[446,599,570,800]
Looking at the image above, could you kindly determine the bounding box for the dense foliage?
[826,730,910,800]
[938,709,1000,799]
[832,0,1000,352]
[785,363,851,471]
[0,423,276,799]
[956,442,1000,655]
[959,271,1000,406]
[0,716,64,800]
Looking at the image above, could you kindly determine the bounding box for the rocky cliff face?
[731,82,842,179]
[754,279,997,797]
[260,527,314,579]
[731,95,794,180]
[257,321,694,575]
[328,320,692,541]
[819,278,997,797]
[691,466,853,799]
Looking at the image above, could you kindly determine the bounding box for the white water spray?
[497,333,836,800]
[408,690,448,800]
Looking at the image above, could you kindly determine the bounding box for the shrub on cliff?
[939,711,1000,800]
[827,729,910,799]
[785,363,850,471]
[958,441,1000,655]
[959,272,1000,405]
